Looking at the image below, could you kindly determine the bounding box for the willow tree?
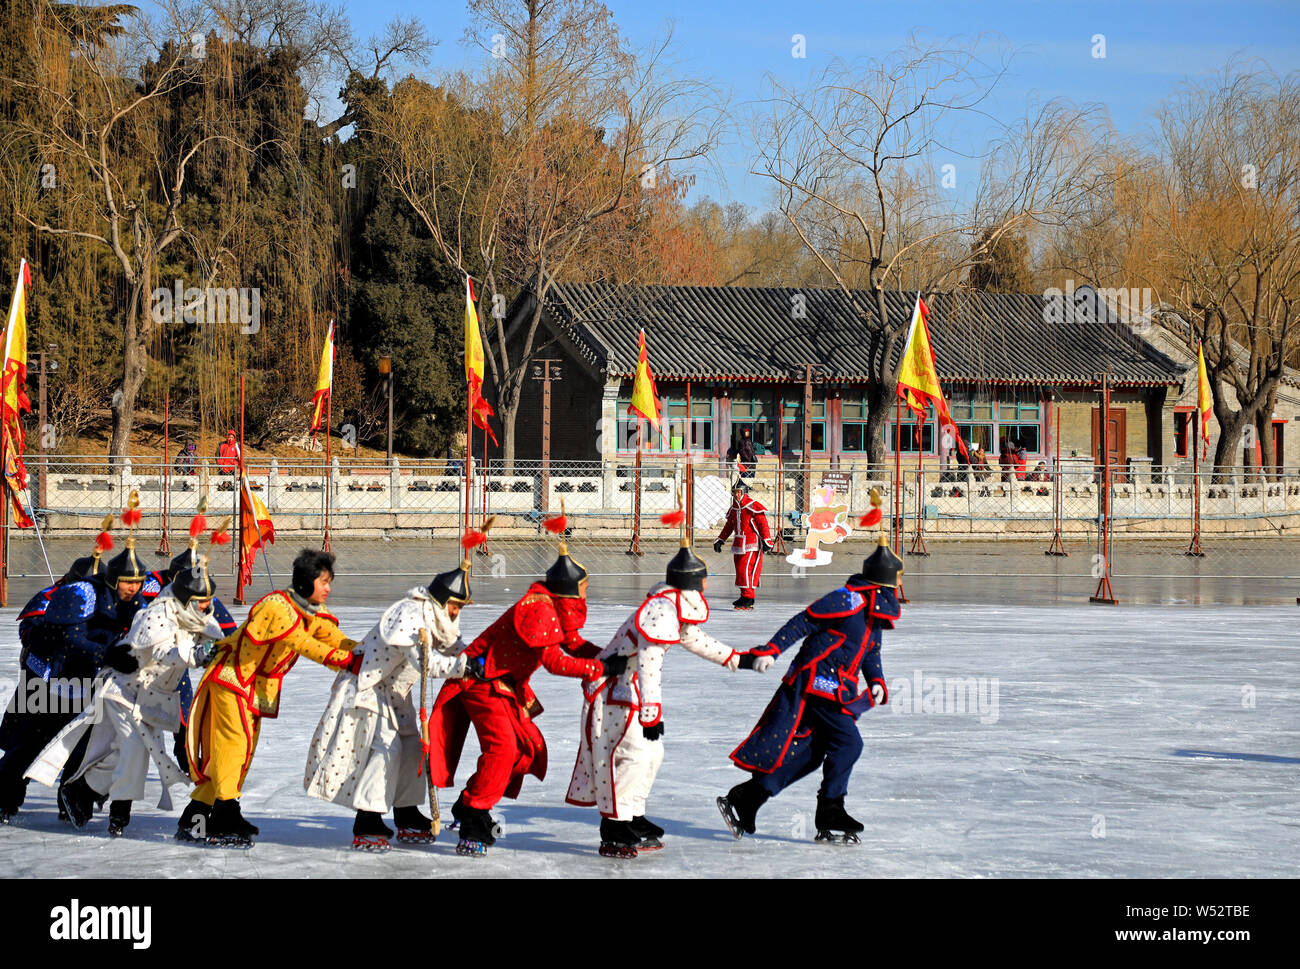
[372,0,723,465]
[751,37,1109,465]
[10,4,266,457]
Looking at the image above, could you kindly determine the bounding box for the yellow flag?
[464,276,496,444]
[310,319,334,432]
[465,275,485,389]
[2,259,31,455]
[896,294,967,459]
[1196,340,1212,457]
[628,329,662,428]
[897,295,944,407]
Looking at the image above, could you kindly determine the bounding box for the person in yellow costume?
[177,549,359,846]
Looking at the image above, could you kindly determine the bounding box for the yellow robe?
[187,591,356,803]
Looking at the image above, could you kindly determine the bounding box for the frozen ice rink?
[1,576,1296,878]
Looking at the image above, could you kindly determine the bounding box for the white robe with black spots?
[565,583,739,821]
[25,589,222,810]
[304,587,466,814]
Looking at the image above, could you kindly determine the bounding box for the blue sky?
[241,0,1300,209]
[344,0,1299,209]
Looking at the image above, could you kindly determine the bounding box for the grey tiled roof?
[538,283,1182,386]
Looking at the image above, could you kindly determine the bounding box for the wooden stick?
[418,627,441,836]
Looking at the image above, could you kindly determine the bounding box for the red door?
[1091,407,1128,477]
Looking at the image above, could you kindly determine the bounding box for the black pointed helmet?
[62,555,101,585]
[666,539,707,591]
[429,559,473,606]
[166,544,201,584]
[105,538,147,589]
[545,542,588,598]
[173,557,217,605]
[851,536,904,589]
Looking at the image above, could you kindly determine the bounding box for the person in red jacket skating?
[714,479,772,610]
[425,540,626,856]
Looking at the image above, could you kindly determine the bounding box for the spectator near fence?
[726,427,757,479]
[216,431,241,475]
[175,442,198,476]
[1013,438,1028,479]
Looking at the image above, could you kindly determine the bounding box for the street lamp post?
[378,352,393,463]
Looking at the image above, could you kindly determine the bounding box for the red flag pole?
[627,419,643,556]
[464,383,472,541]
[478,420,490,556]
[1187,414,1204,556]
[157,388,171,555]
[235,374,246,605]
[1,406,7,608]
[908,406,928,556]
[323,377,332,553]
[893,396,902,556]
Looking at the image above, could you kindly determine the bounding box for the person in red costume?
[714,479,772,610]
[425,540,627,856]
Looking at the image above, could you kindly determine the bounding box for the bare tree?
[1127,67,1300,475]
[372,0,724,465]
[7,4,268,458]
[752,37,1109,464]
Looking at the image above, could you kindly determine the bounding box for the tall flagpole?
[323,351,332,553]
[157,388,171,555]
[235,374,247,605]
[0,259,23,607]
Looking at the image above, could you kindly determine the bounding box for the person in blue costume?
[16,554,106,674]
[143,507,239,774]
[717,535,902,845]
[0,513,148,824]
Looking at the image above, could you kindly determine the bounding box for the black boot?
[450,793,469,828]
[629,815,664,849]
[175,799,211,842]
[393,805,434,844]
[172,729,189,776]
[455,804,498,856]
[599,817,640,859]
[57,777,99,828]
[717,778,770,838]
[814,795,864,844]
[108,800,131,837]
[207,798,258,846]
[352,810,394,851]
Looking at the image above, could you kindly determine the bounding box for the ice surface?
[1,593,1296,879]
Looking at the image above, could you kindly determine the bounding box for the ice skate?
[58,777,98,829]
[598,818,640,859]
[352,810,393,851]
[206,798,258,848]
[107,801,131,837]
[175,799,211,843]
[629,815,664,850]
[733,596,755,611]
[717,780,769,839]
[814,796,863,845]
[394,805,436,844]
[455,804,497,857]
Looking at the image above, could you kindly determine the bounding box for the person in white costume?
[304,558,472,850]
[566,536,746,858]
[26,557,225,836]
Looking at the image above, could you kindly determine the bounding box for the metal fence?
[14,455,1300,594]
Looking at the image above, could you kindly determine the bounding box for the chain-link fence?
[12,455,1300,601]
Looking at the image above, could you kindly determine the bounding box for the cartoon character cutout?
[785,485,852,567]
